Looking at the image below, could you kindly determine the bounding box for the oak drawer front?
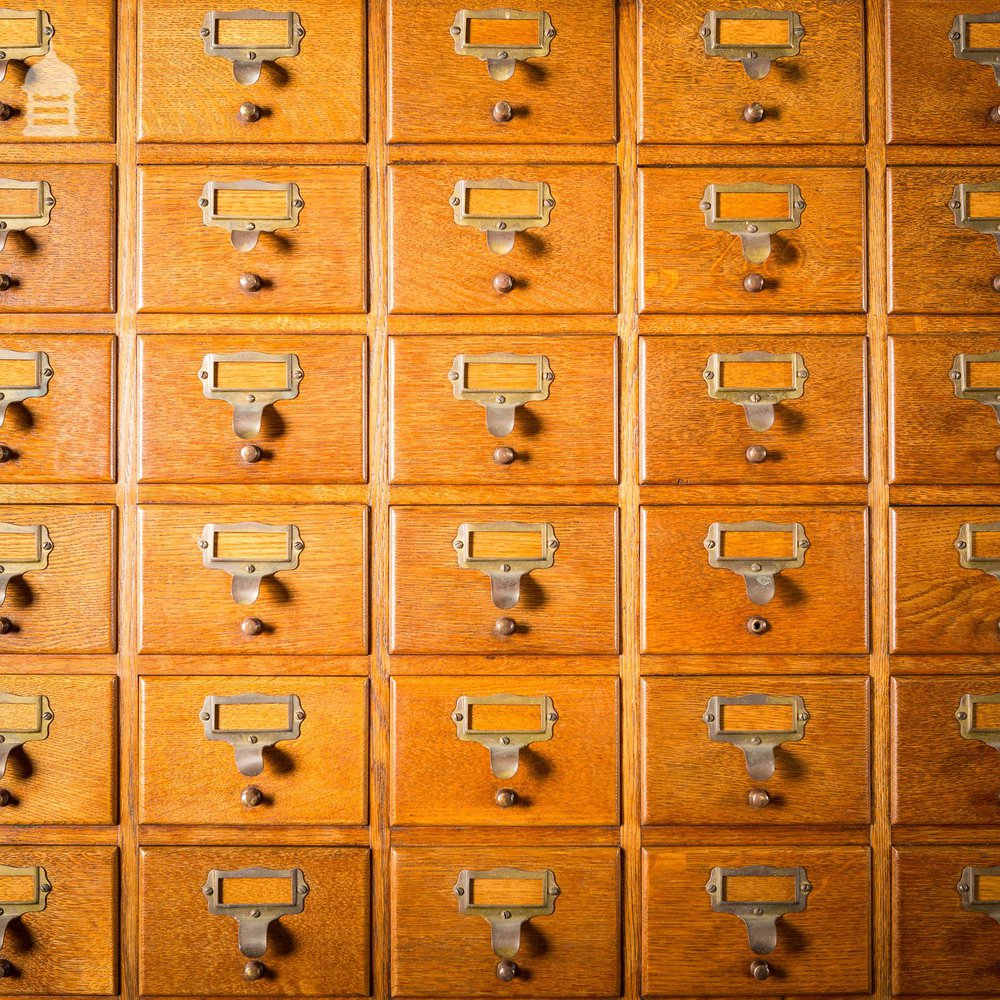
[139,334,366,484]
[388,0,616,144]
[138,504,368,655]
[388,164,617,315]
[642,676,871,826]
[640,166,866,314]
[0,845,118,996]
[892,845,1000,995]
[641,335,868,485]
[643,846,871,996]
[139,675,368,826]
[0,1,114,143]
[641,0,865,145]
[891,506,1000,654]
[0,334,114,484]
[0,675,115,825]
[0,164,114,313]
[390,846,620,997]
[389,505,619,655]
[641,505,870,655]
[891,676,1000,826]
[390,334,618,486]
[390,675,619,827]
[138,0,365,144]
[0,504,115,655]
[888,0,1000,145]
[137,165,367,314]
[139,846,370,997]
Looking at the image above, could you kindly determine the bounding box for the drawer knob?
[0,275,10,291]
[992,275,1000,292]
[495,788,518,808]
[745,444,768,463]
[240,444,263,464]
[496,959,518,982]
[743,272,765,293]
[0,104,11,122]
[991,107,1000,125]
[493,446,517,465]
[742,102,765,123]
[238,101,261,124]
[240,272,263,293]
[750,959,771,981]
[746,615,769,635]
[243,960,265,981]
[492,100,513,123]
[0,617,11,635]
[241,785,264,808]
[0,958,11,978]
[0,445,13,463]
[241,617,264,637]
[0,789,10,806]
[493,272,515,294]
[747,788,771,808]
[494,616,517,637]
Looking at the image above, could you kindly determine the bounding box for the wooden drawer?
[139,675,367,826]
[0,845,118,996]
[388,164,617,315]
[642,676,870,826]
[390,846,620,997]
[643,846,871,995]
[891,506,1000,654]
[139,846,370,997]
[892,675,1000,826]
[389,334,618,485]
[640,166,866,314]
[641,0,865,145]
[892,845,1000,995]
[0,1,114,143]
[640,335,868,485]
[0,675,115,825]
[0,504,115,655]
[0,334,113,484]
[888,0,1000,145]
[389,505,619,655]
[641,505,869,655]
[0,165,114,313]
[138,504,368,655]
[137,165,367,314]
[390,675,619,826]
[139,334,366,484]
[890,335,1000,484]
[388,0,616,144]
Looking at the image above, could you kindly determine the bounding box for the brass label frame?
[448,352,554,437]
[0,349,52,427]
[950,12,1000,85]
[0,178,54,253]
[452,693,558,779]
[0,8,53,82]
[0,521,51,607]
[950,351,1000,425]
[700,8,805,79]
[954,522,1000,582]
[199,179,304,252]
[700,182,805,264]
[703,350,809,432]
[450,178,555,255]
[0,864,50,949]
[198,521,304,606]
[200,692,305,777]
[949,182,1000,253]
[200,8,305,85]
[449,8,555,82]
[703,520,809,606]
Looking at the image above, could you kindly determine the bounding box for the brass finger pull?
[453,521,558,610]
[200,8,305,85]
[0,179,54,252]
[204,866,308,958]
[704,520,809,606]
[198,521,304,606]
[950,182,1000,254]
[701,9,805,80]
[200,692,304,777]
[701,182,805,264]
[0,522,51,607]
[951,12,1000,85]
[0,9,53,83]
[449,8,555,82]
[450,178,555,255]
[703,693,808,781]
[703,351,808,432]
[448,352,554,437]
[0,864,49,949]
[705,864,810,955]
[199,179,304,252]
[0,349,52,428]
[199,351,303,440]
[452,693,557,779]
[955,522,1000,583]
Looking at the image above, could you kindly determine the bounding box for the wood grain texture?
[138,0,366,144]
[389,334,618,485]
[389,504,619,655]
[642,675,871,826]
[641,334,868,485]
[138,846,370,997]
[643,845,871,996]
[390,846,620,998]
[138,334,366,484]
[640,0,865,145]
[137,165,367,314]
[388,164,617,314]
[388,0,616,144]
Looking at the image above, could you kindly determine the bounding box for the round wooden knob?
[743,102,765,123]
[750,959,771,981]
[241,786,263,808]
[240,444,263,464]
[496,959,518,982]
[241,617,264,637]
[746,615,769,636]
[244,960,265,981]
[743,272,765,293]
[495,788,518,808]
[0,789,10,806]
[745,444,767,464]
[748,788,770,808]
[494,616,517,637]
[492,100,513,123]
[493,446,516,466]
[0,275,11,291]
[493,272,515,294]
[240,272,263,293]
[238,101,261,123]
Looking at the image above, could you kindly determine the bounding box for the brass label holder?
[204,866,308,958]
[700,182,805,264]
[448,352,554,437]
[955,522,1000,583]
[452,693,558,779]
[200,692,305,777]
[0,349,52,427]
[0,8,53,83]
[199,351,303,440]
[956,692,1000,755]
[200,8,305,85]
[703,520,809,606]
[701,8,805,79]
[950,351,1000,425]
[0,522,51,607]
[949,182,1000,253]
[0,179,54,253]
[950,12,1000,85]
[706,865,810,955]
[0,692,52,778]
[198,521,304,606]
[0,864,49,949]
[199,180,304,252]
[449,8,555,81]
[703,693,808,781]
[703,351,808,432]
[450,178,555,255]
